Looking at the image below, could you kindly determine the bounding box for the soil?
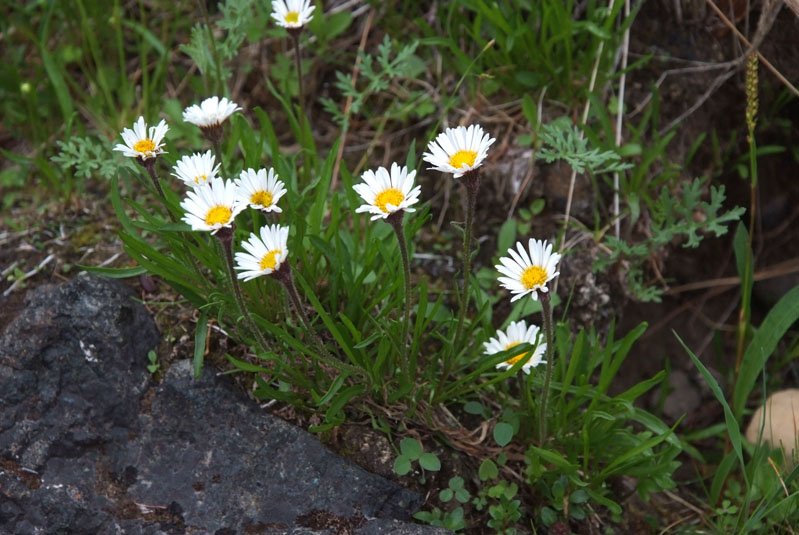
[2,2,799,534]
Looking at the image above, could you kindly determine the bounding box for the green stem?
[539,291,555,445]
[517,369,533,437]
[216,229,273,355]
[290,31,306,116]
[734,131,757,376]
[213,143,228,180]
[387,212,411,379]
[196,0,223,95]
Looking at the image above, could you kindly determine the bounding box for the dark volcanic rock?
[0,274,446,535]
[0,273,158,471]
[115,359,424,532]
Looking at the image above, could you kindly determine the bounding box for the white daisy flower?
[353,163,422,221]
[496,239,561,302]
[271,0,315,29]
[113,116,168,160]
[234,168,287,213]
[180,178,246,234]
[234,224,290,281]
[183,96,241,129]
[422,124,495,178]
[484,320,547,374]
[171,150,220,188]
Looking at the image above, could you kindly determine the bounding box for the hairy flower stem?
[455,171,479,345]
[435,171,480,402]
[216,227,273,355]
[387,211,412,379]
[517,370,533,431]
[538,291,555,445]
[212,143,228,181]
[290,30,306,116]
[196,0,223,95]
[271,262,337,366]
[139,158,168,205]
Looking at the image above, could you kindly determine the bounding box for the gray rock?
[0,274,448,535]
[661,369,701,422]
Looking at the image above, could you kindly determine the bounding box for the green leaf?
[677,332,747,490]
[314,373,349,407]
[464,401,485,415]
[394,455,411,476]
[530,198,546,216]
[528,446,579,472]
[619,143,642,157]
[710,450,739,505]
[493,422,514,447]
[400,437,422,459]
[323,10,352,40]
[540,506,557,526]
[225,354,271,373]
[79,265,146,278]
[585,488,622,516]
[479,459,498,481]
[419,452,441,471]
[39,45,73,120]
[497,219,517,255]
[323,385,364,426]
[439,488,454,502]
[193,311,209,379]
[121,19,166,56]
[570,489,590,504]
[733,285,799,419]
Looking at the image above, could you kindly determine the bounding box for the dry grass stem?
[330,8,375,191]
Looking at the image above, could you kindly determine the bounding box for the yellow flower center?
[285,11,299,24]
[205,205,232,226]
[449,149,477,170]
[504,341,528,366]
[133,139,156,154]
[521,265,548,290]
[259,249,282,271]
[194,174,207,184]
[250,190,273,207]
[375,188,404,213]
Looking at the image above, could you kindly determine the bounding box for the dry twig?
[329,8,375,192]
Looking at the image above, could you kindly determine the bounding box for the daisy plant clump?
[113,116,169,199]
[353,162,422,376]
[497,238,561,444]
[235,168,287,214]
[271,0,316,113]
[171,150,220,188]
[423,124,495,392]
[180,177,272,353]
[183,96,241,176]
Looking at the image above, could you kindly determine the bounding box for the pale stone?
[745,389,799,463]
